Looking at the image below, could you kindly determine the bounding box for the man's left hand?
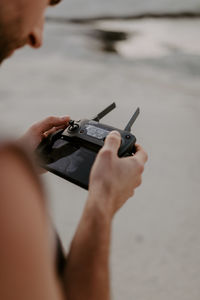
[19,115,70,151]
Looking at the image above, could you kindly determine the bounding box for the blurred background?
[0,1,200,299]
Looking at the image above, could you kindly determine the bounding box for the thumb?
[104,131,121,155]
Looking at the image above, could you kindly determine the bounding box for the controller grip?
[37,129,64,154]
[132,143,137,154]
[119,138,137,157]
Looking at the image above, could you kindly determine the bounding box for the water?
[48,0,200,18]
[93,19,200,58]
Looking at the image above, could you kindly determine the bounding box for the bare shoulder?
[0,143,43,198]
[0,144,44,218]
[0,145,64,300]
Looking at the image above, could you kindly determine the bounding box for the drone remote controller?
[36,103,140,190]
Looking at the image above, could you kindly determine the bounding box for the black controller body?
[37,107,138,190]
[62,119,136,156]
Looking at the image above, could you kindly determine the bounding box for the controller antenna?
[124,107,140,132]
[93,102,116,122]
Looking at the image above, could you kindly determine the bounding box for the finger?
[33,116,70,134]
[133,144,148,164]
[43,125,67,138]
[103,131,121,155]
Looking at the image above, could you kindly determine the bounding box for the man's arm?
[64,195,111,300]
[12,118,147,300]
[0,147,64,300]
[63,131,148,300]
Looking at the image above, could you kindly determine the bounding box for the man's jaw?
[0,37,28,64]
[0,48,16,64]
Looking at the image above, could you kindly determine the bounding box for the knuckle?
[47,116,55,124]
[136,177,142,187]
[129,190,135,198]
[134,160,144,173]
[30,123,37,131]
[30,123,39,133]
[139,163,144,173]
[99,148,113,159]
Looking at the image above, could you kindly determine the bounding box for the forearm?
[63,192,112,300]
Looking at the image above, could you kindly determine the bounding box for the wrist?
[87,187,115,221]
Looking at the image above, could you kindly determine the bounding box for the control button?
[125,135,131,139]
[68,120,79,132]
[69,120,74,126]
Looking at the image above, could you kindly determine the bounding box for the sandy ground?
[0,19,200,300]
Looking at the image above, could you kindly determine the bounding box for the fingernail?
[110,130,120,136]
[61,116,69,120]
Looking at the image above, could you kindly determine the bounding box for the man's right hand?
[65,131,147,300]
[88,131,148,218]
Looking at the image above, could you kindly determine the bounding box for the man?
[0,0,148,299]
